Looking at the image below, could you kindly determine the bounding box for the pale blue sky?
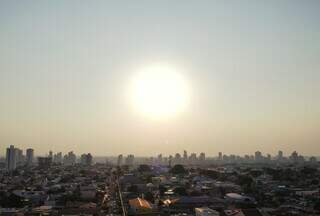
[0,1,319,156]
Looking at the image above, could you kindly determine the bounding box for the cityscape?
[1,145,320,215]
[1,1,320,216]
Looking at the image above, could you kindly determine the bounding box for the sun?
[130,64,189,119]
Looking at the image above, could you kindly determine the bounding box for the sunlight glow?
[130,64,189,119]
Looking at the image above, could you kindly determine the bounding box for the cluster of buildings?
[3,145,93,171]
[0,146,319,216]
[5,145,34,171]
[115,161,320,216]
[115,150,317,168]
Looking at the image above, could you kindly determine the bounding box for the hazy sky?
[1,1,319,156]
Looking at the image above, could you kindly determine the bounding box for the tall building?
[278,151,283,160]
[290,151,299,163]
[189,153,197,164]
[48,150,53,159]
[218,152,223,160]
[6,145,17,171]
[309,156,317,163]
[199,152,206,161]
[157,154,163,164]
[255,151,263,161]
[183,150,188,161]
[117,154,123,166]
[53,152,63,164]
[16,148,24,166]
[80,153,93,166]
[174,153,182,163]
[63,151,77,166]
[26,148,34,166]
[125,154,135,166]
[38,156,52,168]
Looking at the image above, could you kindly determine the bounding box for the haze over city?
[1,1,320,156]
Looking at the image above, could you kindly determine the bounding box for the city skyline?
[1,145,318,159]
[1,1,320,156]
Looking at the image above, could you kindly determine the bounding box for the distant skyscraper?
[267,154,271,161]
[174,153,182,163]
[6,145,17,171]
[189,153,197,164]
[16,148,23,166]
[63,151,77,166]
[125,154,135,166]
[199,152,205,161]
[117,154,123,166]
[290,151,299,163]
[49,150,53,159]
[255,151,263,161]
[53,152,63,164]
[309,156,317,163]
[80,153,93,166]
[38,156,52,168]
[278,150,283,160]
[183,150,188,161]
[26,148,34,166]
[218,152,223,160]
[168,155,173,167]
[157,154,163,164]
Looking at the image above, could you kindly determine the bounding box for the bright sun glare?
[130,64,189,119]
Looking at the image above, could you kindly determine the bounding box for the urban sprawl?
[1,145,320,216]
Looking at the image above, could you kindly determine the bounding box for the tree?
[199,169,219,179]
[138,164,151,173]
[170,164,187,175]
[159,185,166,196]
[173,187,187,196]
[314,200,320,211]
[144,191,154,203]
[2,194,24,208]
[128,185,138,193]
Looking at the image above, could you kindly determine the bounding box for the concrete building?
[117,154,123,166]
[38,156,52,168]
[6,145,17,171]
[80,153,93,166]
[63,151,77,166]
[26,148,34,166]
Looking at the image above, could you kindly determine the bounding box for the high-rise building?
[218,152,223,160]
[189,153,197,164]
[183,150,188,161]
[6,145,17,171]
[255,151,263,161]
[80,153,93,166]
[290,151,299,163]
[63,151,77,166]
[309,156,317,163]
[26,148,34,166]
[157,154,163,164]
[125,154,135,166]
[49,150,53,159]
[117,154,123,166]
[174,153,182,163]
[16,148,24,166]
[267,154,271,161]
[38,156,52,168]
[199,152,206,161]
[53,152,63,164]
[278,151,283,160]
